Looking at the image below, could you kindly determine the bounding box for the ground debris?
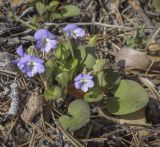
[0,0,160,146]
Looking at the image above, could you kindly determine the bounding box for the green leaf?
[84,88,104,102]
[44,86,62,100]
[58,58,78,72]
[93,59,107,74]
[51,12,62,19]
[87,36,97,47]
[126,37,135,47]
[106,80,149,115]
[105,69,121,89]
[57,58,78,80]
[55,72,69,87]
[36,2,46,16]
[55,42,70,60]
[75,46,96,70]
[59,99,90,132]
[61,5,80,18]
[58,59,77,72]
[45,60,55,86]
[48,1,59,11]
[97,71,107,87]
[51,5,80,19]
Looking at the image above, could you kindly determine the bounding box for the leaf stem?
[40,74,48,90]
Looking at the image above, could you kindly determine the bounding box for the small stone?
[115,48,150,69]
[0,52,17,72]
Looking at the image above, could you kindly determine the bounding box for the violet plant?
[14,24,149,132]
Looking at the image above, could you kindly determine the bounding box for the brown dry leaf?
[117,108,147,125]
[21,92,43,122]
[98,107,150,138]
[117,108,150,137]
[10,0,33,8]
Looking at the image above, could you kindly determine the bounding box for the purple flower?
[34,29,57,53]
[18,55,45,77]
[16,45,24,56]
[13,45,26,65]
[63,24,85,39]
[74,74,94,92]
[14,45,45,77]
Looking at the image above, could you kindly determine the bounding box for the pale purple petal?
[18,55,31,64]
[72,28,85,38]
[86,80,94,88]
[37,63,45,73]
[82,74,93,80]
[16,45,24,56]
[32,56,44,63]
[81,84,89,92]
[75,81,82,89]
[63,24,78,32]
[74,74,83,82]
[27,71,35,77]
[44,39,57,53]
[63,24,78,37]
[35,39,44,49]
[34,29,55,40]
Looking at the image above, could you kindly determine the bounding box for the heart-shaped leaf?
[51,13,62,19]
[55,42,70,60]
[36,2,46,16]
[84,88,104,102]
[105,69,121,89]
[106,80,149,115]
[48,1,59,11]
[44,86,62,100]
[87,36,97,47]
[57,58,78,80]
[61,5,80,18]
[55,72,69,87]
[93,59,107,74]
[97,71,107,87]
[51,5,80,19]
[59,99,90,132]
[58,58,78,72]
[75,46,96,70]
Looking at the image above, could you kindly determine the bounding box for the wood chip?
[21,92,43,122]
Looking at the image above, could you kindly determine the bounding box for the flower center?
[81,78,88,84]
[27,61,36,70]
[72,30,77,37]
[42,38,48,45]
